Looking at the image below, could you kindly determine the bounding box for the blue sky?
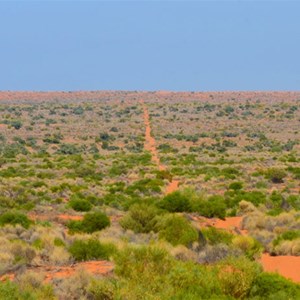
[0,1,299,91]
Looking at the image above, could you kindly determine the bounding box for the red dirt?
[57,214,83,221]
[212,216,247,235]
[165,180,180,194]
[260,254,300,283]
[0,261,114,283]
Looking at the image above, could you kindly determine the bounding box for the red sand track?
[141,100,179,194]
[141,100,165,171]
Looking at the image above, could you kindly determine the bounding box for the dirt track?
[141,100,179,194]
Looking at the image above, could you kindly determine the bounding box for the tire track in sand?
[141,100,179,194]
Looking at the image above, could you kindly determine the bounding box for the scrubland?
[0,91,299,299]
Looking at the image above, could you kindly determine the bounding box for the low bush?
[266,168,287,183]
[249,272,300,299]
[119,203,162,233]
[67,211,110,233]
[158,191,190,212]
[217,256,262,299]
[232,235,263,260]
[231,191,266,207]
[193,195,226,219]
[88,278,116,300]
[229,181,243,191]
[0,211,31,229]
[273,230,300,247]
[69,198,92,212]
[201,227,234,245]
[69,239,115,262]
[0,274,54,299]
[157,214,198,247]
[114,245,173,281]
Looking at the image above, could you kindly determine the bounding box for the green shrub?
[114,245,173,280]
[119,203,162,233]
[69,239,115,261]
[67,211,110,233]
[56,143,82,155]
[202,227,234,245]
[125,178,163,196]
[193,195,226,219]
[217,256,262,299]
[0,280,20,300]
[232,236,263,260]
[157,214,198,247]
[287,195,300,210]
[159,191,190,212]
[266,168,286,183]
[88,278,116,300]
[249,272,300,299]
[273,230,300,247]
[0,276,55,299]
[11,120,22,130]
[229,182,243,191]
[0,211,31,229]
[69,198,92,212]
[231,191,266,207]
[113,245,232,299]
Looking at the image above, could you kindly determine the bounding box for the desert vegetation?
[0,91,299,299]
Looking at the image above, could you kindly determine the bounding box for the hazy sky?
[1,1,299,91]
